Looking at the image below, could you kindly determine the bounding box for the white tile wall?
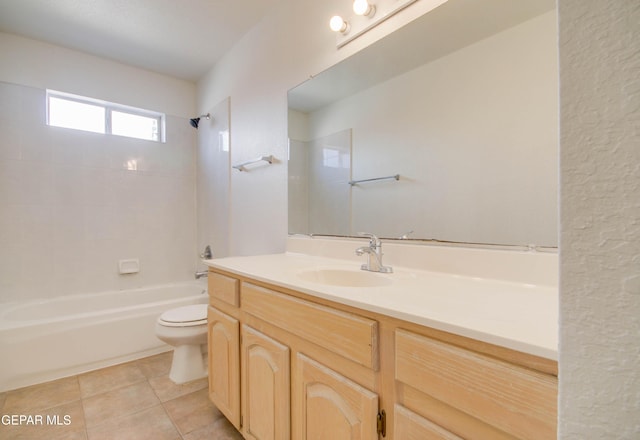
[288,130,351,236]
[196,98,230,261]
[287,138,310,234]
[308,129,351,235]
[0,81,197,303]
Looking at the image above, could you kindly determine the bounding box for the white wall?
[559,0,640,437]
[0,34,198,303]
[0,32,195,118]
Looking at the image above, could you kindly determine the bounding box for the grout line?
[3,375,83,414]
[84,403,176,440]
[2,353,206,440]
[158,399,184,438]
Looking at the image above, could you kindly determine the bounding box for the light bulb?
[329,15,348,33]
[353,0,375,17]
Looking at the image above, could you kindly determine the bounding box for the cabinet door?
[241,325,291,440]
[208,306,240,429]
[296,353,378,440]
[394,404,463,440]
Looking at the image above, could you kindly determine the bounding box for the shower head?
[189,113,211,129]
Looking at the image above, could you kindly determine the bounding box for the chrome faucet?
[200,245,212,260]
[355,232,393,273]
[195,245,212,279]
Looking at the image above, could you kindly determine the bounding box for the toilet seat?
[158,304,208,327]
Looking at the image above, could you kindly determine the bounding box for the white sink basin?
[297,268,393,287]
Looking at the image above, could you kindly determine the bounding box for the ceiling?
[0,0,281,81]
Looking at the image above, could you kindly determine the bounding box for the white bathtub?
[0,282,208,392]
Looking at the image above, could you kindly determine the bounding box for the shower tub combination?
[0,282,207,392]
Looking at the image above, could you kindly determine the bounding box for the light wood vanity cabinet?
[297,353,379,439]
[207,268,558,440]
[394,329,557,440]
[241,324,290,440]
[207,306,240,429]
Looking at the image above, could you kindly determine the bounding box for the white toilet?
[155,303,208,384]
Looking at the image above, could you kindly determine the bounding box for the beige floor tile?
[3,376,81,413]
[49,428,88,440]
[148,375,208,403]
[163,388,222,436]
[1,354,219,439]
[78,362,146,398]
[86,405,180,440]
[82,380,160,429]
[182,415,244,440]
[135,351,172,379]
[0,427,88,440]
[0,400,86,440]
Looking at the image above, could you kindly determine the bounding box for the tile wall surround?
[196,98,230,261]
[287,139,309,234]
[289,129,351,235]
[0,81,198,303]
[308,129,351,235]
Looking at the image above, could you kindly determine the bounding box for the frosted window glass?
[48,97,105,134]
[47,90,165,142]
[112,111,159,141]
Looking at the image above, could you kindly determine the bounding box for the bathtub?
[0,282,208,392]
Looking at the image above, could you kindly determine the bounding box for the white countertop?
[204,250,558,360]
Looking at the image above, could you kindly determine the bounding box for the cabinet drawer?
[394,404,463,440]
[208,272,239,307]
[242,283,378,370]
[395,329,557,440]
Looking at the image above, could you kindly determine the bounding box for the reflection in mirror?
[289,129,352,235]
[288,0,558,247]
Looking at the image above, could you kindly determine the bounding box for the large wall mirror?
[288,0,558,247]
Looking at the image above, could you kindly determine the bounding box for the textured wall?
[559,0,640,437]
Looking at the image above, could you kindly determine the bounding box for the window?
[46,90,165,142]
[322,147,350,168]
[111,110,160,141]
[48,97,106,134]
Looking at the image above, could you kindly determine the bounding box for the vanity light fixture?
[330,0,448,48]
[353,0,375,17]
[329,15,350,33]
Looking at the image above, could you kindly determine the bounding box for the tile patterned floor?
[0,352,244,440]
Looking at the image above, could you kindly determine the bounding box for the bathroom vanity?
[206,2,559,437]
[204,237,558,440]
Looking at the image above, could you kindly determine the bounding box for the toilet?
[155,304,208,384]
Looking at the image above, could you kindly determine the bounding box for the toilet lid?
[159,304,207,324]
